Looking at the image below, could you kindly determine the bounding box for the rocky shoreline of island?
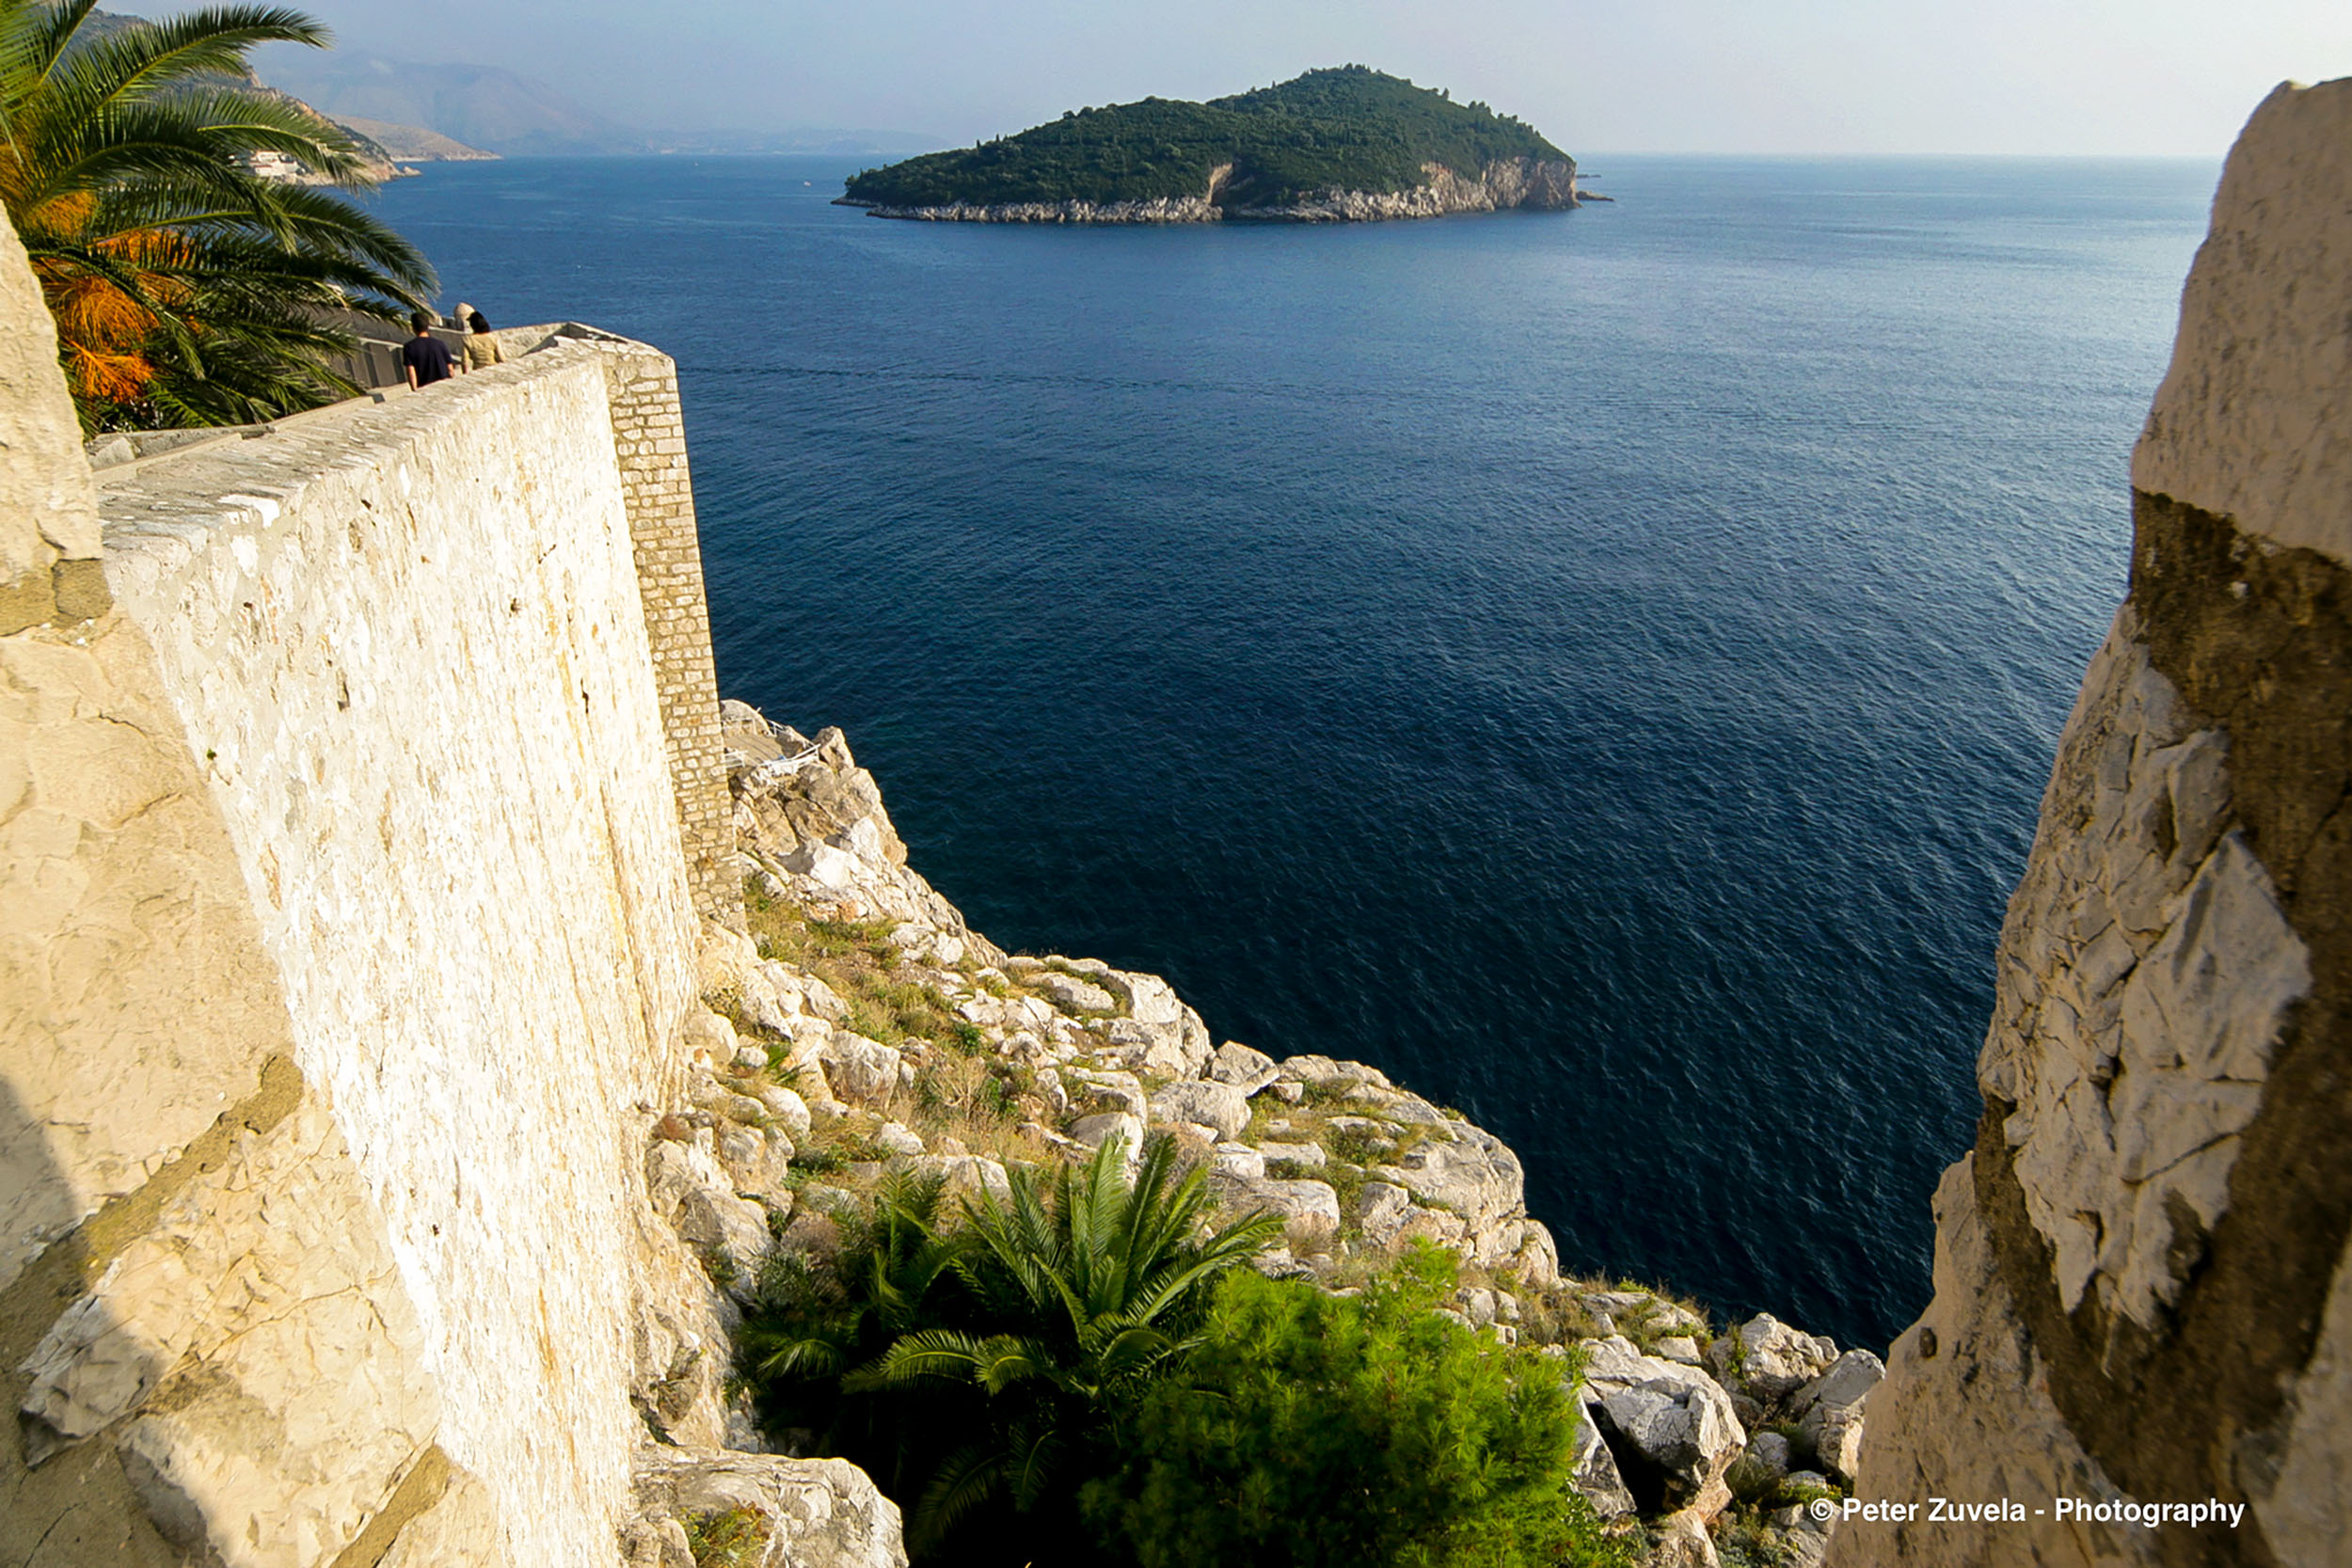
[837,154,1584,224]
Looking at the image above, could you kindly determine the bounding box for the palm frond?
[910,1442,1007,1553]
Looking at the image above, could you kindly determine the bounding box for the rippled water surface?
[375,154,2215,1348]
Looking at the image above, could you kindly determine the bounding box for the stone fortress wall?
[0,198,755,1564]
[1825,77,2352,1568]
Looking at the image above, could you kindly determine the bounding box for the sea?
[371,154,2217,1352]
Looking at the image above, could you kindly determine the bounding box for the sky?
[202,0,2352,156]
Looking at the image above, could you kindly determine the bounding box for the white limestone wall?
[95,352,702,1564]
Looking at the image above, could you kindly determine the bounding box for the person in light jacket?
[464,309,505,371]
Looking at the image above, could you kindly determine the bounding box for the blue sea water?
[372,154,2216,1351]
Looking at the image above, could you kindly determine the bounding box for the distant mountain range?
[255,47,940,159]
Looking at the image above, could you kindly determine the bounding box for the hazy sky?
[215,0,2352,156]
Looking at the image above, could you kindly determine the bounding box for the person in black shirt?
[401,311,457,388]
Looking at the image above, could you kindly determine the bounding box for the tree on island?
[0,0,436,429]
[843,66,1572,213]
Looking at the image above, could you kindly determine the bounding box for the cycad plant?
[850,1132,1283,1556]
[739,1166,963,1492]
[0,0,436,428]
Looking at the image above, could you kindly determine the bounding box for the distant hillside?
[254,51,639,156]
[332,116,497,163]
[842,66,1572,214]
[81,8,409,180]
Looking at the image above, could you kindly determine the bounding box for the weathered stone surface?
[1148,1078,1250,1140]
[1221,1176,1342,1244]
[757,1084,813,1139]
[1570,1400,1638,1519]
[0,612,296,1294]
[650,1138,771,1289]
[1372,1119,1524,1241]
[1032,971,1117,1013]
[1987,620,2310,1328]
[19,1098,445,1568]
[874,1121,925,1157]
[1067,1112,1144,1150]
[373,1463,501,1568]
[1208,1040,1279,1092]
[1581,1336,1745,1520]
[1792,1350,1882,1486]
[1708,1313,1838,1404]
[819,1034,903,1108]
[1650,1508,1723,1568]
[1826,1160,2157,1567]
[1212,1143,1267,1180]
[1597,1379,1745,1519]
[629,1448,909,1568]
[2258,1229,2352,1566]
[2133,77,2352,568]
[864,155,1581,227]
[87,330,720,1562]
[0,204,106,603]
[1066,1067,1147,1119]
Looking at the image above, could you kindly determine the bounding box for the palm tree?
[746,1166,961,1384]
[850,1132,1283,1554]
[0,1,436,427]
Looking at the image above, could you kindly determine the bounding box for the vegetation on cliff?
[841,66,1568,211]
[744,1142,1624,1567]
[0,1,434,429]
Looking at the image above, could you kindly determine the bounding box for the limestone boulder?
[1368,1120,1524,1246]
[716,1123,792,1201]
[682,1008,740,1067]
[1598,1377,1746,1518]
[1792,1350,1883,1483]
[1033,971,1117,1013]
[1356,1180,1413,1244]
[873,1121,925,1157]
[1209,1040,1279,1093]
[1213,1173,1341,1245]
[1707,1312,1838,1404]
[628,1448,908,1568]
[1572,1400,1639,1519]
[1149,1079,1250,1141]
[1277,1053,1391,1088]
[1065,1067,1147,1120]
[649,1139,771,1295]
[1212,1143,1267,1180]
[1651,1508,1724,1568]
[1067,1112,1144,1151]
[1102,1016,1197,1077]
[756,1084,813,1140]
[819,1035,902,1108]
[1582,1337,1746,1519]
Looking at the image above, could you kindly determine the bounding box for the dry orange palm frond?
[59,338,154,404]
[35,221,195,403]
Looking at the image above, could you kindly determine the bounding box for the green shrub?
[1079,1243,1631,1568]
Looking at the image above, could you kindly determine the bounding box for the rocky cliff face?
[854,155,1581,224]
[1828,77,2352,1568]
[700,705,1867,1567]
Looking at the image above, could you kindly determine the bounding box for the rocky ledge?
[843,155,1581,224]
[621,703,1866,1566]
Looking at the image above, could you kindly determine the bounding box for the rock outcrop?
[720,706,1867,1564]
[857,156,1581,224]
[1829,76,2352,1568]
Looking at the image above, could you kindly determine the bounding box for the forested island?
[838,66,1585,223]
